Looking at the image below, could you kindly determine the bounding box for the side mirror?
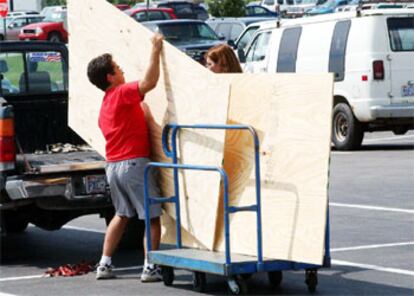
[218,33,225,41]
[237,48,246,63]
[227,39,236,49]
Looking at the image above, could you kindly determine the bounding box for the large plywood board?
[67,0,230,250]
[213,74,333,264]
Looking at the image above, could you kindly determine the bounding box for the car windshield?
[43,10,66,22]
[158,22,219,42]
[320,0,336,8]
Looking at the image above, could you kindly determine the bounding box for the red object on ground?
[0,0,8,17]
[45,261,95,277]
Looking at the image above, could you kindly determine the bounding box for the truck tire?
[0,210,29,233]
[48,32,62,42]
[0,34,4,41]
[332,103,364,150]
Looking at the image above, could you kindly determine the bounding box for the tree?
[42,0,66,6]
[207,0,246,17]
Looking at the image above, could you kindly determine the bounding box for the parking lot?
[1,131,413,296]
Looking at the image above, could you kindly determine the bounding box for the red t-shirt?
[98,82,150,162]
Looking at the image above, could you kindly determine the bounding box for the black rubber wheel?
[192,271,206,292]
[0,34,4,41]
[0,210,29,233]
[332,103,364,151]
[268,270,283,287]
[305,269,318,293]
[161,266,174,286]
[48,32,62,42]
[227,276,248,295]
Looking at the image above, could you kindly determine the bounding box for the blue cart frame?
[144,123,331,294]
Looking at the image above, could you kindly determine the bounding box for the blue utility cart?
[144,124,331,294]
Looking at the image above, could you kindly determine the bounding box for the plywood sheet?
[213,74,333,265]
[67,0,230,249]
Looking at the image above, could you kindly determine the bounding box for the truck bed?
[17,151,106,174]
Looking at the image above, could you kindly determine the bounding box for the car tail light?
[373,60,384,80]
[0,105,16,167]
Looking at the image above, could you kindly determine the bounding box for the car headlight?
[35,27,43,36]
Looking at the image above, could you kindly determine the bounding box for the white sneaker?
[141,264,162,282]
[96,264,115,280]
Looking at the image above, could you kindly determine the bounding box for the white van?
[242,9,414,150]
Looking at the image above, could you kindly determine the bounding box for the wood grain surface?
[67,0,230,249]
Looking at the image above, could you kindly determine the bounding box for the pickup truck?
[0,41,140,246]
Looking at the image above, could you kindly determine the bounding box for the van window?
[329,20,351,82]
[246,31,272,63]
[387,17,414,52]
[277,27,302,72]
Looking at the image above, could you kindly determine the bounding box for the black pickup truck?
[0,41,139,244]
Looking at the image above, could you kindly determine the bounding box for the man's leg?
[143,217,161,255]
[103,215,129,257]
[96,215,129,279]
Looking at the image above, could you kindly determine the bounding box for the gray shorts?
[105,157,162,219]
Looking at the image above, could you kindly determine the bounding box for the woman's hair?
[205,44,243,73]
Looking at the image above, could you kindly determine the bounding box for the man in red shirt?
[87,34,164,282]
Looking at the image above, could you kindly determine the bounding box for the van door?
[244,31,273,73]
[387,16,414,104]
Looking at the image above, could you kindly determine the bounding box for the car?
[245,4,279,17]
[19,7,67,42]
[6,10,39,17]
[143,19,223,63]
[124,7,177,22]
[115,4,131,11]
[0,15,44,40]
[305,0,349,15]
[242,9,414,150]
[206,17,276,42]
[143,1,209,20]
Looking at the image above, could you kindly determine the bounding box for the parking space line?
[332,259,414,276]
[330,202,414,214]
[332,241,414,252]
[363,135,414,143]
[62,225,105,233]
[0,266,144,283]
[0,275,44,282]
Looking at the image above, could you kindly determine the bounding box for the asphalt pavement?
[0,131,413,296]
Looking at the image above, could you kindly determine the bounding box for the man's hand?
[152,34,163,54]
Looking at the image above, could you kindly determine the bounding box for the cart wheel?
[227,276,248,295]
[192,271,206,292]
[268,270,283,287]
[305,269,318,293]
[161,266,174,286]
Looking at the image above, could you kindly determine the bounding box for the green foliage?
[207,0,248,17]
[42,0,67,6]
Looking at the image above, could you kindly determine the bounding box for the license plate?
[84,175,107,194]
[401,84,414,97]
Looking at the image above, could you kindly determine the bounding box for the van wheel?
[332,103,363,150]
[48,32,62,42]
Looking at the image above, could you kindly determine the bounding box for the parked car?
[0,15,44,40]
[245,4,279,17]
[286,0,324,17]
[115,4,131,11]
[305,0,349,15]
[260,0,322,17]
[125,7,176,22]
[150,1,209,20]
[206,17,276,42]
[143,19,223,63]
[19,7,67,42]
[40,5,65,16]
[6,10,39,17]
[242,9,414,150]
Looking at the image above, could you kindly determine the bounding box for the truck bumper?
[3,175,112,210]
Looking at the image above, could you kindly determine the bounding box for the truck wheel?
[48,32,62,42]
[0,34,4,41]
[0,211,29,233]
[332,103,363,151]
